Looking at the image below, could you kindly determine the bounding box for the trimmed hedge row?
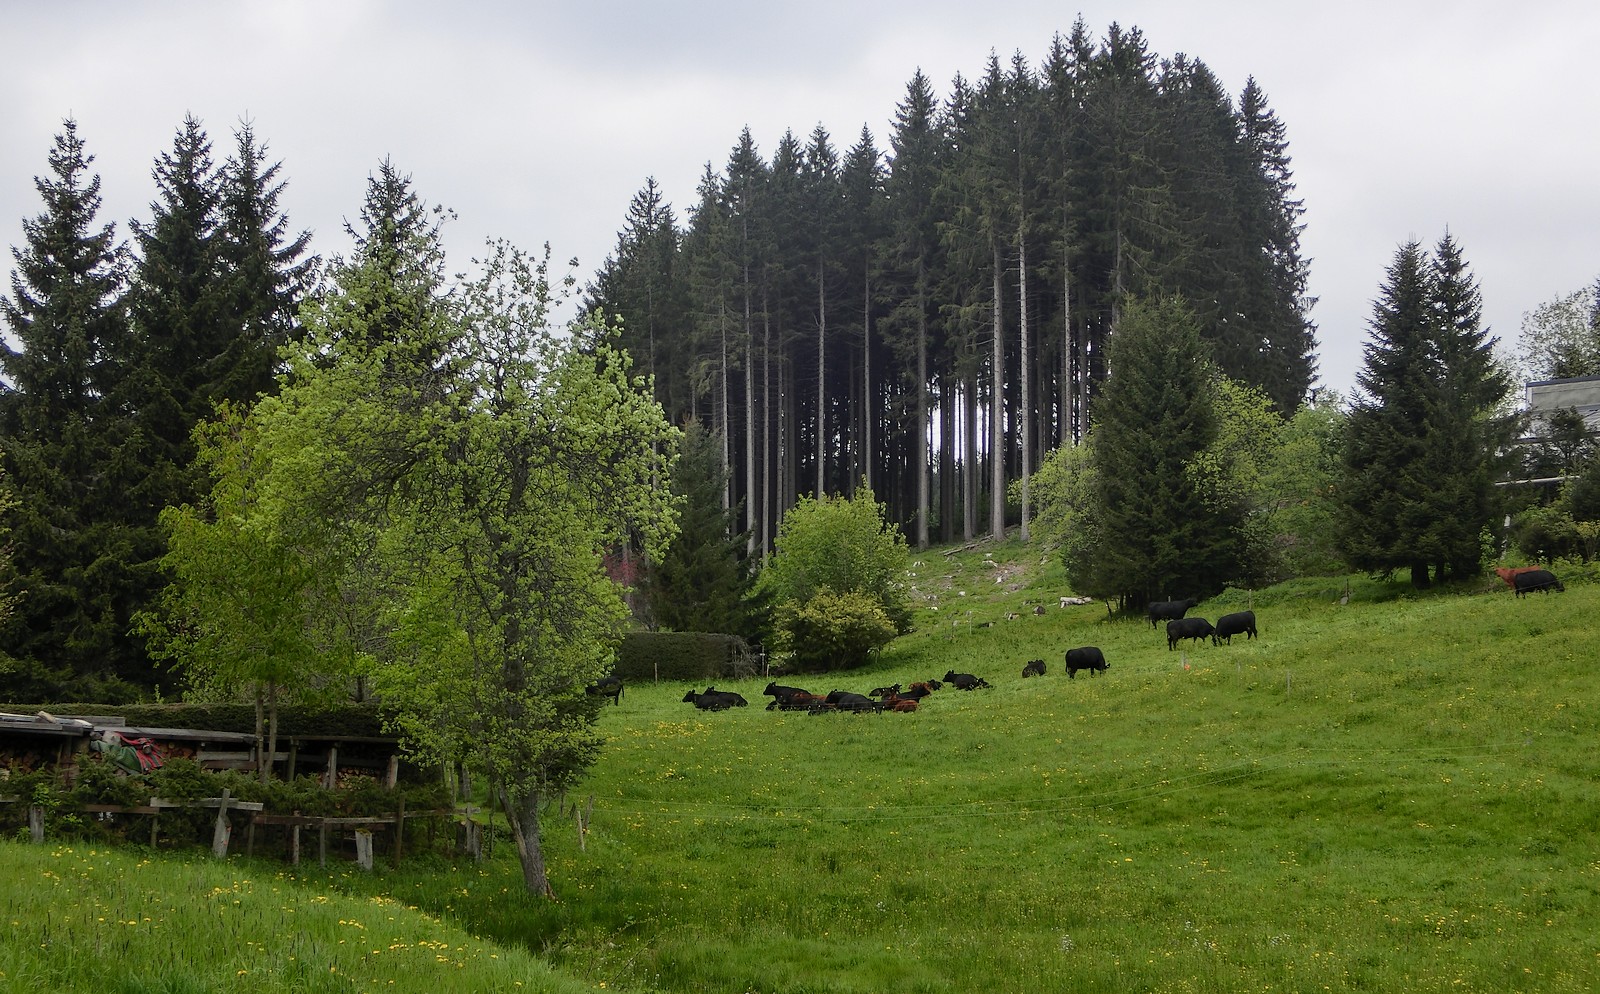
[0,701,388,738]
[614,632,753,682]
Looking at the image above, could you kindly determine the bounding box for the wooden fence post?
[355,829,373,871]
[28,805,44,843]
[211,789,233,859]
[393,798,405,867]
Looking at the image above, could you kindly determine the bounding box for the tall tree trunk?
[990,241,1006,539]
[1019,235,1031,542]
[745,285,758,554]
[964,371,978,541]
[265,680,279,786]
[762,308,772,557]
[1063,233,1075,444]
[253,683,267,785]
[939,380,956,543]
[500,786,554,897]
[863,261,873,493]
[817,265,826,497]
[915,262,930,549]
[720,307,731,511]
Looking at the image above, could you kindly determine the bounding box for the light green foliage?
[1251,389,1348,579]
[772,587,899,669]
[1028,440,1107,595]
[144,219,677,896]
[1516,282,1600,380]
[754,487,913,665]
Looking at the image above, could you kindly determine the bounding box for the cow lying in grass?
[942,670,992,690]
[764,682,815,710]
[1021,659,1046,678]
[683,687,748,710]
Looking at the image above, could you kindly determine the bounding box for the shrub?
[614,632,752,682]
[771,589,898,671]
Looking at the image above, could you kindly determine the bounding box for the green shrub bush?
[615,632,751,682]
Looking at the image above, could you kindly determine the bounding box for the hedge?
[614,632,754,683]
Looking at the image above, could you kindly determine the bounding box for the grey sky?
[3,1,1597,399]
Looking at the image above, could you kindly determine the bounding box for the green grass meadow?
[4,541,1599,992]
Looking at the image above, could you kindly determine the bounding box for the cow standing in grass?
[1166,617,1215,650]
[1212,611,1257,645]
[1063,647,1108,679]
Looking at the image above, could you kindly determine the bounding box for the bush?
[772,589,898,671]
[615,632,752,682]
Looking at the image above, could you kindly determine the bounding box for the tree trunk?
[1019,234,1031,543]
[720,306,731,511]
[964,371,978,541]
[915,262,930,549]
[265,680,280,786]
[991,240,1006,540]
[745,289,758,554]
[253,684,267,785]
[500,786,554,897]
[762,307,772,557]
[862,260,873,493]
[817,263,826,497]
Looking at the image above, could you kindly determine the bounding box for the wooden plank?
[210,789,232,858]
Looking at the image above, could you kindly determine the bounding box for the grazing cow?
[1494,565,1547,590]
[585,675,624,705]
[1021,659,1046,678]
[682,688,748,710]
[1063,646,1108,679]
[942,670,992,690]
[1212,611,1258,645]
[1166,617,1216,651]
[1147,597,1199,628]
[1513,569,1566,597]
[763,682,814,710]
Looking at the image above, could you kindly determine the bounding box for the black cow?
[585,675,624,705]
[1166,617,1215,651]
[763,682,813,710]
[942,670,992,690]
[824,690,883,713]
[1212,610,1258,645]
[1021,659,1046,678]
[1063,646,1108,679]
[1147,597,1199,628]
[682,688,748,710]
[1513,569,1565,597]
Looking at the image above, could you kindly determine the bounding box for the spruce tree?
[1424,233,1513,580]
[644,418,756,636]
[0,120,142,699]
[216,121,315,405]
[1084,295,1241,605]
[126,116,226,513]
[1338,240,1442,586]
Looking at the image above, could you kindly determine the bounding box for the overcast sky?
[3,1,1597,399]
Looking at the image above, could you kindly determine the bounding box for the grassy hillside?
[5,539,1596,993]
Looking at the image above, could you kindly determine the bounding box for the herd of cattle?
[586,566,1567,714]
